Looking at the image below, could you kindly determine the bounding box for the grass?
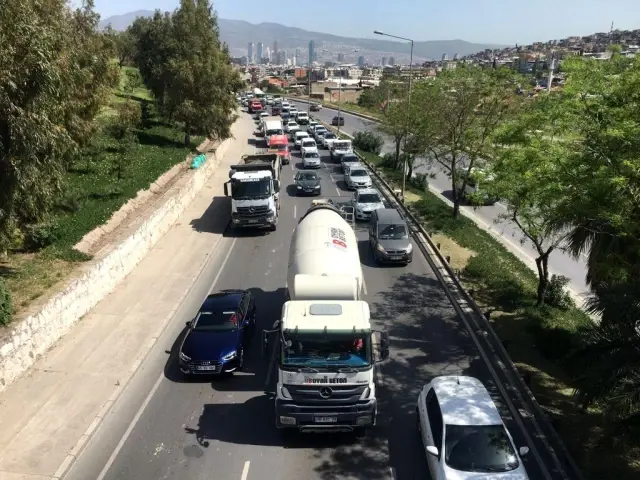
[359,149,640,480]
[0,66,204,322]
[295,94,382,119]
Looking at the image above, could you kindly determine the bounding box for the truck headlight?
[221,350,236,361]
[360,387,371,400]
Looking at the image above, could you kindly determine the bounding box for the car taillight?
[229,314,238,326]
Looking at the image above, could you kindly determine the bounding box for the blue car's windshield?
[282,332,372,370]
[194,310,238,332]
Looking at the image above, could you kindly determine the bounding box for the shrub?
[353,131,384,155]
[410,172,429,191]
[545,274,574,310]
[0,278,12,326]
[24,221,60,251]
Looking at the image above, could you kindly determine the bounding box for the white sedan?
[286,121,300,135]
[417,376,530,480]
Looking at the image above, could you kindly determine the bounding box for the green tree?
[415,66,521,217]
[104,27,136,67]
[128,12,175,109]
[124,68,143,94]
[0,0,117,251]
[487,94,576,306]
[166,0,241,144]
[107,101,141,181]
[376,98,408,169]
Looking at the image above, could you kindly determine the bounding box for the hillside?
[98,11,505,62]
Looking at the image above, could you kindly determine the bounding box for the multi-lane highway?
[290,100,590,301]
[65,110,562,480]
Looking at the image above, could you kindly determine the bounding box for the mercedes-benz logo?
[249,207,255,213]
[319,387,333,399]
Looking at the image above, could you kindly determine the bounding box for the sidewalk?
[0,115,255,480]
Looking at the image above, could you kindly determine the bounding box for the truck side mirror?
[273,180,280,193]
[373,330,390,362]
[224,182,229,197]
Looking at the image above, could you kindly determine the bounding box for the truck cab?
[224,154,282,231]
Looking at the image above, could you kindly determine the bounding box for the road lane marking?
[293,204,297,218]
[362,275,368,295]
[330,174,335,182]
[240,460,251,480]
[335,187,341,196]
[94,238,238,480]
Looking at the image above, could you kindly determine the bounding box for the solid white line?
[96,237,238,480]
[293,204,297,218]
[240,461,251,480]
[95,374,163,480]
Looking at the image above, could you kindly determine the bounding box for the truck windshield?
[335,142,350,149]
[232,179,271,199]
[281,332,372,370]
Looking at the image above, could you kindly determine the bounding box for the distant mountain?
[98,11,506,61]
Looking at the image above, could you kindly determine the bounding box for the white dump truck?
[224,153,281,231]
[263,200,389,435]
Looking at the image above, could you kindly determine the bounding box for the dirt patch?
[431,233,475,271]
[1,253,77,314]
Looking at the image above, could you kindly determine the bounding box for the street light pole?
[307,66,312,115]
[337,76,342,135]
[374,30,414,203]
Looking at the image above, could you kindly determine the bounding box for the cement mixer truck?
[263,200,389,435]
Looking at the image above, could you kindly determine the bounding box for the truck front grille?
[237,205,270,217]
[284,384,368,405]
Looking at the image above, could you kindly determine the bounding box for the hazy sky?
[93,0,640,45]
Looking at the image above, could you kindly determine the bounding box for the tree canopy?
[127,0,242,144]
[0,0,118,252]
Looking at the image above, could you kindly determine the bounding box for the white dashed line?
[330,174,335,182]
[240,461,251,480]
[335,187,341,196]
[362,275,368,295]
[293,204,297,218]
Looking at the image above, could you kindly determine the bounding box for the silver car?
[345,166,372,189]
[352,188,384,221]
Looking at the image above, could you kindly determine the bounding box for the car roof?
[356,188,380,196]
[376,208,404,223]
[295,131,309,136]
[349,165,367,172]
[200,291,245,311]
[430,376,503,426]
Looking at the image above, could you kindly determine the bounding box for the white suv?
[301,138,318,158]
[417,376,530,480]
[293,131,310,149]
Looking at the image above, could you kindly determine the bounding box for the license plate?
[196,365,218,371]
[389,256,402,260]
[315,416,337,423]
[247,219,259,223]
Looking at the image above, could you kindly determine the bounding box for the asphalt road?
[65,112,549,480]
[290,100,590,300]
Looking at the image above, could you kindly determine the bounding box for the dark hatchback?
[331,115,345,126]
[179,290,256,376]
[294,170,322,195]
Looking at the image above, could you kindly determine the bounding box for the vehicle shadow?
[286,184,299,197]
[357,240,403,269]
[336,180,351,191]
[189,196,230,234]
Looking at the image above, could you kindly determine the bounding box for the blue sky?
[93,0,640,45]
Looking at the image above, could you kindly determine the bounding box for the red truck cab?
[249,100,263,113]
[268,135,290,165]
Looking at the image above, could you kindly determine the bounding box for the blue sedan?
[178,290,256,376]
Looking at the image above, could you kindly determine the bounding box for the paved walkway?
[0,115,255,480]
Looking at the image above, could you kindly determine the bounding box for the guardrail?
[317,119,584,480]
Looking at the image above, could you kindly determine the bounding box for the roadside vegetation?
[0,0,241,325]
[351,53,640,479]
